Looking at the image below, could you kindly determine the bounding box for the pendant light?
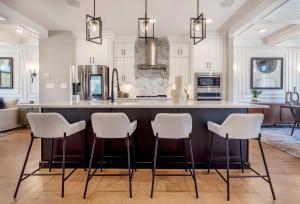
[86,0,102,44]
[190,0,206,45]
[138,0,155,43]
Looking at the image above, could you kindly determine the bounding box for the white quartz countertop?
[18,100,269,109]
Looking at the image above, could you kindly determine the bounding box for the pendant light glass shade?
[86,0,102,44]
[190,0,206,45]
[138,0,155,42]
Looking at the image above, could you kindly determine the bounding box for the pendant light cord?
[197,0,199,16]
[145,0,147,18]
[94,0,96,17]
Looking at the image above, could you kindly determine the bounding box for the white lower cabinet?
[169,58,190,85]
[114,57,135,84]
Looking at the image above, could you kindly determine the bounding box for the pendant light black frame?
[138,0,155,43]
[86,0,102,45]
[190,0,206,45]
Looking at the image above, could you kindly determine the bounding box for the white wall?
[233,44,300,102]
[0,44,39,102]
[39,31,74,102]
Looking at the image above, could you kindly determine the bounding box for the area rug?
[261,127,300,158]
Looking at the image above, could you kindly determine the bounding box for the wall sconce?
[30,69,37,83]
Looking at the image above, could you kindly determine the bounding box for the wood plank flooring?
[0,128,300,204]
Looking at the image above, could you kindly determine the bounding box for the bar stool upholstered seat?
[150,113,199,198]
[14,113,86,198]
[207,113,276,201]
[83,113,137,198]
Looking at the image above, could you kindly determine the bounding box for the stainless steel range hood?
[137,38,167,70]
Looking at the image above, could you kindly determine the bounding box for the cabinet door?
[75,39,93,65]
[114,43,134,58]
[114,58,124,81]
[192,40,209,70]
[169,58,179,84]
[208,38,223,70]
[92,39,109,65]
[123,58,135,83]
[179,44,190,58]
[178,58,191,84]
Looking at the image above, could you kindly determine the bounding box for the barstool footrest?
[155,173,193,177]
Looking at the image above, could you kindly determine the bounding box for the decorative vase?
[251,96,259,103]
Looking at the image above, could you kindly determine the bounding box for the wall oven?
[194,72,222,101]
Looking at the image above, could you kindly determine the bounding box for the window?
[0,58,13,89]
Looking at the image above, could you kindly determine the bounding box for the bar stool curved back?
[83,112,137,199]
[14,113,86,198]
[150,113,198,198]
[151,113,192,139]
[207,113,276,201]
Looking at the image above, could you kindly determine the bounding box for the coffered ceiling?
[0,0,248,36]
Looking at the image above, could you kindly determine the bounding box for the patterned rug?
[261,127,300,158]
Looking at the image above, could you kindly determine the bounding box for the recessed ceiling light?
[220,0,235,8]
[16,26,23,33]
[0,16,7,21]
[66,0,80,7]
[206,18,213,24]
[258,28,267,33]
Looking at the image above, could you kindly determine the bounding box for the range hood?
[137,38,167,70]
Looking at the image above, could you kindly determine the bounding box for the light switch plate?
[46,83,55,89]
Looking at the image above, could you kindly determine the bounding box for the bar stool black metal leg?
[188,138,199,198]
[150,136,159,198]
[239,139,244,173]
[61,134,66,198]
[100,138,105,172]
[291,121,297,136]
[49,138,54,172]
[14,135,34,198]
[207,132,214,173]
[80,131,87,171]
[131,136,137,171]
[126,135,133,198]
[226,135,230,201]
[83,136,96,199]
[258,135,276,200]
[183,139,188,172]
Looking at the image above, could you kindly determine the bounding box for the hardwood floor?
[0,128,300,204]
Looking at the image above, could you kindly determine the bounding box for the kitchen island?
[19,100,268,169]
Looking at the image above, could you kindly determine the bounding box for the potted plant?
[251,89,262,103]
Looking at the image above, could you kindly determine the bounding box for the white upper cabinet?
[113,42,135,84]
[170,43,190,58]
[192,38,224,71]
[75,38,109,65]
[114,43,134,58]
[169,42,191,85]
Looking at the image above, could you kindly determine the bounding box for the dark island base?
[40,108,249,169]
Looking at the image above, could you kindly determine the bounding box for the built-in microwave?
[194,72,222,101]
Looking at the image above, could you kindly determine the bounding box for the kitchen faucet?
[110,68,120,103]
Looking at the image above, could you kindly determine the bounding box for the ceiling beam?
[219,0,289,37]
[263,25,300,45]
[0,2,48,38]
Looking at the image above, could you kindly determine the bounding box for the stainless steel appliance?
[194,72,222,101]
[71,65,109,101]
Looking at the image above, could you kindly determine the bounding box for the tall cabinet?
[113,42,135,84]
[169,42,191,85]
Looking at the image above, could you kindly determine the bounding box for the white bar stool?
[14,113,86,198]
[83,113,137,198]
[207,113,276,201]
[150,113,199,198]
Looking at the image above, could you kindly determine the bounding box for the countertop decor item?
[170,76,186,103]
[190,0,206,45]
[251,89,262,103]
[138,0,155,43]
[86,0,102,44]
[286,87,299,103]
[250,58,283,89]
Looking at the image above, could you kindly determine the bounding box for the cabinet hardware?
[89,57,91,63]
[178,49,179,55]
[124,49,126,55]
[181,49,183,55]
